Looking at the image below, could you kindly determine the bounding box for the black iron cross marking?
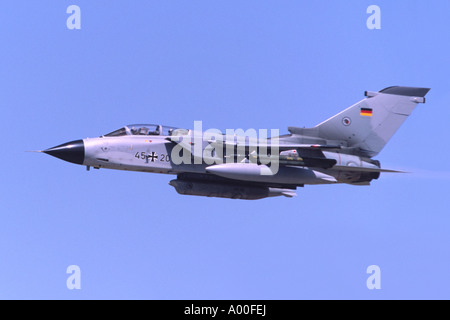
[147,152,158,162]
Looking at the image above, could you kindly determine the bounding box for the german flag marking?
[360,108,373,116]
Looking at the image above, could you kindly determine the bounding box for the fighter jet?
[40,86,430,200]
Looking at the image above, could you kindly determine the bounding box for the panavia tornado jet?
[40,86,430,200]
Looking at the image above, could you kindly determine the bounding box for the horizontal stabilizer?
[333,166,406,173]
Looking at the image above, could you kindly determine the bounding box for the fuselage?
[40,122,384,199]
[84,135,176,174]
[77,133,378,186]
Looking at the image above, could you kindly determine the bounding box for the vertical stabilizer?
[314,86,430,157]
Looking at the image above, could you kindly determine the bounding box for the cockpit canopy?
[104,124,189,137]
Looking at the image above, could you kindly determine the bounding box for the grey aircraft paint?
[41,86,430,200]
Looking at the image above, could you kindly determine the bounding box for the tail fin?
[314,86,430,157]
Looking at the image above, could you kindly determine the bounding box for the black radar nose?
[44,140,85,165]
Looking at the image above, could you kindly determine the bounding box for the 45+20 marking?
[135,151,170,163]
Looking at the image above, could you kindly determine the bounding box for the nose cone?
[44,140,85,165]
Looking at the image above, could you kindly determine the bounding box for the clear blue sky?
[1,0,450,299]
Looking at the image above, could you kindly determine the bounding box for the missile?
[207,163,274,177]
[206,163,337,184]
